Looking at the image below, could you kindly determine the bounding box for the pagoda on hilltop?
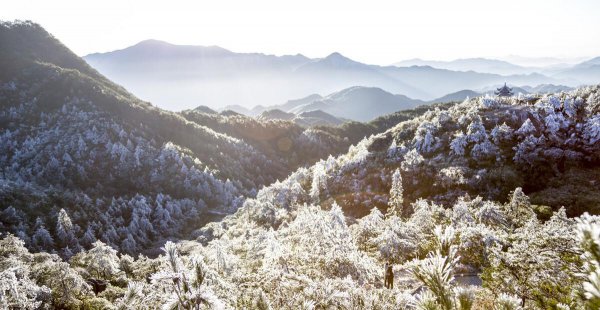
[495,83,514,97]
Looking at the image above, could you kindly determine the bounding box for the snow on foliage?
[479,95,500,109]
[584,115,600,144]
[401,149,424,172]
[450,131,468,156]
[515,119,536,136]
[413,121,439,153]
[1,27,600,308]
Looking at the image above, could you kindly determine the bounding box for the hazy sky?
[2,0,600,65]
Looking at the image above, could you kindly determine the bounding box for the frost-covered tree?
[81,226,96,248]
[515,119,536,136]
[401,149,424,173]
[484,208,580,308]
[0,269,49,309]
[56,208,77,249]
[544,112,569,135]
[387,169,404,217]
[353,207,384,251]
[466,117,487,144]
[450,131,468,156]
[0,236,51,308]
[413,122,439,153]
[32,225,54,251]
[505,188,535,228]
[149,241,224,309]
[491,122,514,146]
[576,213,600,308]
[408,246,459,310]
[583,115,600,145]
[480,96,500,109]
[72,241,120,280]
[42,261,91,308]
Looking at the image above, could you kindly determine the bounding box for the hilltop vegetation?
[3,83,600,308]
[2,21,600,309]
[0,21,452,259]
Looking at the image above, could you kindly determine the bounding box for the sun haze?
[2,0,599,65]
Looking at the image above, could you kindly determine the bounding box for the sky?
[2,0,600,66]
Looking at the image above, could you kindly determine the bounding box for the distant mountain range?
[218,84,575,122]
[83,41,597,111]
[286,86,423,122]
[392,57,600,81]
[220,86,423,122]
[393,58,536,75]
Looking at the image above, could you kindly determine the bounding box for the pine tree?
[56,208,76,248]
[387,169,404,217]
[32,225,54,251]
[81,226,96,248]
[505,187,535,228]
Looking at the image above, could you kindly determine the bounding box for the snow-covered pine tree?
[387,168,404,217]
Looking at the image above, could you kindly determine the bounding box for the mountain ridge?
[0,21,371,257]
[83,40,586,110]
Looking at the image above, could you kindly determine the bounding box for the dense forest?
[2,20,600,309]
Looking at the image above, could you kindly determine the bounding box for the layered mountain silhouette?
[393,58,536,75]
[554,57,600,85]
[219,85,574,123]
[286,86,424,122]
[83,41,590,111]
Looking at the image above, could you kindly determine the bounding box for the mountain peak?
[333,86,390,97]
[314,52,364,68]
[323,52,353,62]
[84,40,234,62]
[133,39,173,48]
[326,51,345,58]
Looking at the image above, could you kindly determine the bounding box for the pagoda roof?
[495,83,514,96]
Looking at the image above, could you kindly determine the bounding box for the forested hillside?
[2,86,600,309]
[0,21,455,259]
[0,21,362,258]
[282,88,600,218]
[3,20,600,310]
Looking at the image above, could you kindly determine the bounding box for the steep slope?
[0,21,298,256]
[171,85,600,308]
[179,109,354,170]
[4,88,597,308]
[232,85,600,219]
[182,102,458,177]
